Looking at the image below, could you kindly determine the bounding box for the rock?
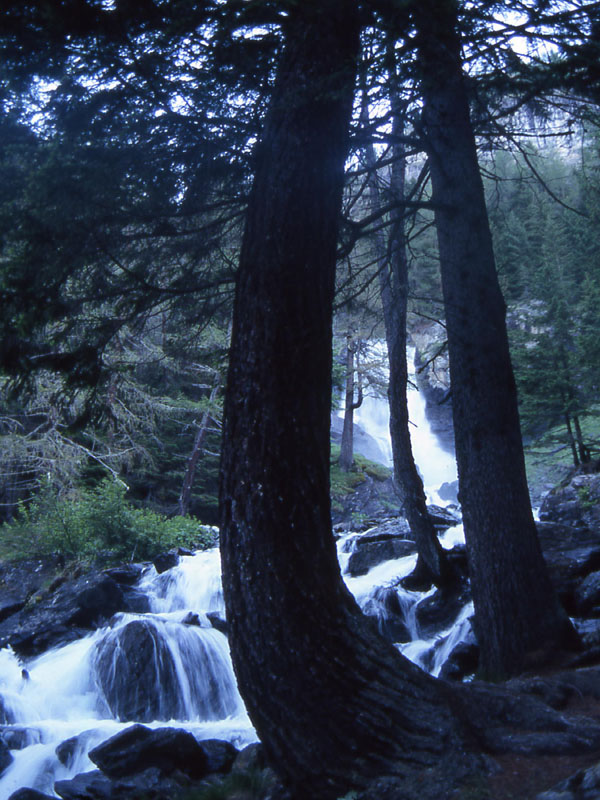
[0,726,41,749]
[536,521,600,613]
[231,743,266,773]
[153,551,180,574]
[346,526,415,577]
[575,570,600,616]
[92,618,238,723]
[54,767,188,800]
[93,620,183,721]
[198,739,237,774]
[89,724,208,779]
[102,564,145,585]
[182,611,201,626]
[415,581,471,639]
[537,759,600,799]
[206,611,228,635]
[427,504,461,530]
[0,573,126,657]
[121,587,151,614]
[0,739,13,776]
[438,641,479,681]
[8,790,56,800]
[362,586,412,643]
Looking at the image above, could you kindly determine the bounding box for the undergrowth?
[0,478,213,564]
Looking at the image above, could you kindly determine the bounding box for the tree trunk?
[178,378,219,517]
[362,82,450,588]
[413,0,578,678]
[338,335,363,472]
[218,5,474,796]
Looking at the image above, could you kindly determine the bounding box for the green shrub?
[0,478,213,564]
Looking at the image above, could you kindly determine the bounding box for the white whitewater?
[342,342,458,503]
[0,343,470,798]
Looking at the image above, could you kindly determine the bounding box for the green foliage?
[330,444,391,501]
[0,478,213,563]
[180,769,274,800]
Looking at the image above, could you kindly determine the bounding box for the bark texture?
[219,4,471,796]
[362,87,449,587]
[413,0,577,678]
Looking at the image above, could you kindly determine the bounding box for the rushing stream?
[0,345,466,798]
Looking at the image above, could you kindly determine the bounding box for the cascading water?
[0,341,471,798]
[340,342,458,504]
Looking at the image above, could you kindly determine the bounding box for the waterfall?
[0,343,471,798]
[336,342,458,503]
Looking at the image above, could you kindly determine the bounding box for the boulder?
[92,618,238,722]
[54,767,188,800]
[346,528,416,577]
[540,473,600,531]
[231,742,266,774]
[8,790,56,800]
[0,573,125,657]
[438,641,479,681]
[121,587,151,614]
[575,570,600,616]
[0,739,13,776]
[206,611,228,635]
[102,564,145,586]
[536,521,600,613]
[0,726,41,750]
[198,739,237,774]
[152,551,180,574]
[415,581,471,640]
[536,759,600,799]
[89,724,208,779]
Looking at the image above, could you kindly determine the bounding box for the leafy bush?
[0,478,213,563]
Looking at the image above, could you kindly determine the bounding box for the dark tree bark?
[361,83,450,588]
[218,4,475,797]
[338,334,363,472]
[412,0,578,678]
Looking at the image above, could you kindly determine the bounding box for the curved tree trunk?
[219,4,474,797]
[413,0,578,678]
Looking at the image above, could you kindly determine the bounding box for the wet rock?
[93,621,184,721]
[0,726,41,749]
[182,611,201,626]
[231,742,266,773]
[0,739,13,776]
[92,618,236,722]
[415,581,471,639]
[438,640,479,681]
[363,586,412,643]
[199,739,237,774]
[89,724,208,779]
[121,587,151,614]
[427,505,461,530]
[8,790,56,800]
[102,564,145,586]
[0,573,125,658]
[54,767,188,800]
[206,611,228,634]
[575,570,600,616]
[346,529,416,577]
[152,551,179,574]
